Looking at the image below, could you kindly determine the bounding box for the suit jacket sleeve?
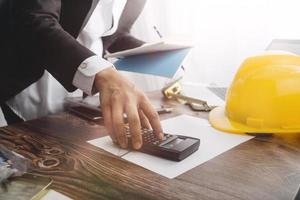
[102,0,146,53]
[11,0,95,92]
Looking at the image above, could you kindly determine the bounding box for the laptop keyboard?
[207,87,227,100]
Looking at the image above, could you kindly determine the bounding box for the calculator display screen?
[162,138,184,149]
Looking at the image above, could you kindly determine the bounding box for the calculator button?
[125,126,163,144]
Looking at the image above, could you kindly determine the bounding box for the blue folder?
[114,48,191,78]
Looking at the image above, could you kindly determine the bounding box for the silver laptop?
[267,39,300,55]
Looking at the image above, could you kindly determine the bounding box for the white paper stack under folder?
[105,39,193,59]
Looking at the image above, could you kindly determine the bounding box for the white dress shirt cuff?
[73,55,114,95]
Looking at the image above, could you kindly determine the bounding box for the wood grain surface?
[0,91,299,200]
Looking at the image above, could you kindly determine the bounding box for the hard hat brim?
[209,106,300,134]
[209,106,246,134]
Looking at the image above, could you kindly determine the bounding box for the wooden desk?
[0,91,299,200]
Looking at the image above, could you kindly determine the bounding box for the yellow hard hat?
[209,53,300,134]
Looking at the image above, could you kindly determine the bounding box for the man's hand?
[94,67,163,149]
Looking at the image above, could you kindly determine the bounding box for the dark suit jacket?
[0,0,145,103]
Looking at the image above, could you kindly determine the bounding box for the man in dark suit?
[0,0,163,149]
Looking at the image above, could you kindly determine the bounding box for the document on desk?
[87,115,253,179]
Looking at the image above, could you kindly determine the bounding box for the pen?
[153,26,163,38]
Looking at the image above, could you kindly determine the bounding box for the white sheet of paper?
[41,190,72,200]
[88,136,129,157]
[182,84,225,106]
[87,115,253,179]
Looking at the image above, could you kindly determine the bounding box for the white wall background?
[131,0,300,87]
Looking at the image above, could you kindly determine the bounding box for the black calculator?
[126,128,200,161]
